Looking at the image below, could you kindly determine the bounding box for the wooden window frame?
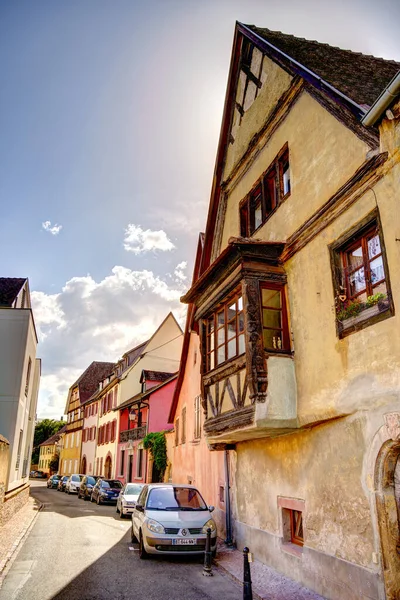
[194,396,201,440]
[260,283,291,353]
[240,144,290,237]
[330,212,393,338]
[205,289,244,372]
[289,510,304,547]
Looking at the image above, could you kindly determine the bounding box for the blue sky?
[1,0,399,418]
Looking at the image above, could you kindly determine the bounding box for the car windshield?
[53,475,61,480]
[71,475,83,482]
[62,477,69,482]
[125,484,143,496]
[101,480,122,489]
[86,477,96,485]
[146,487,208,511]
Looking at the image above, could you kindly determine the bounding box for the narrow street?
[0,481,241,600]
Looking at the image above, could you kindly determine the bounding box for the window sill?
[338,302,392,338]
[281,541,303,558]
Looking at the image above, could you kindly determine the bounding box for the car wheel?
[84,493,89,501]
[139,531,147,559]
[131,525,138,543]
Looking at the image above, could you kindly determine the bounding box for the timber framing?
[203,405,255,436]
[281,151,388,262]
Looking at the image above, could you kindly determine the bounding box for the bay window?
[206,291,245,371]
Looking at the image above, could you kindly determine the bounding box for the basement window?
[279,497,305,555]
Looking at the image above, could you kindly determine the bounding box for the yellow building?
[60,362,114,476]
[38,426,65,475]
[181,23,400,600]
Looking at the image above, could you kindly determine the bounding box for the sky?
[1,0,399,419]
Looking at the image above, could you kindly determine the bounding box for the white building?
[0,278,41,492]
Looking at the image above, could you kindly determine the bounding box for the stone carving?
[384,412,400,441]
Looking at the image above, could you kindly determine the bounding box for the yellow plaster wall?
[221,91,370,251]
[233,415,375,568]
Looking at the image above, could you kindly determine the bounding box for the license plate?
[173,539,196,545]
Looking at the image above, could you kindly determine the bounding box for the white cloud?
[42,220,63,235]
[31,262,188,419]
[123,224,175,254]
[174,261,187,282]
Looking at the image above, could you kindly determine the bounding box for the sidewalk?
[214,541,327,600]
[0,494,42,586]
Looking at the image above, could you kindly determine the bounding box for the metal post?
[243,547,253,600]
[203,528,213,576]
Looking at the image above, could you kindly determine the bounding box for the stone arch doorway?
[81,456,87,475]
[374,438,400,600]
[104,455,112,479]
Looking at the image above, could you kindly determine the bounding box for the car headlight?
[147,519,165,534]
[202,519,216,534]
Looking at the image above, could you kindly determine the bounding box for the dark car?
[31,470,47,479]
[47,475,62,489]
[91,479,122,505]
[57,476,69,492]
[78,475,101,500]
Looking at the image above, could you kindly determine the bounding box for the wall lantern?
[129,408,137,422]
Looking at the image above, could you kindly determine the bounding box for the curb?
[213,557,263,600]
[0,499,43,588]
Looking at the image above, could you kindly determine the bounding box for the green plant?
[49,454,59,472]
[366,292,386,308]
[337,299,363,321]
[143,432,168,480]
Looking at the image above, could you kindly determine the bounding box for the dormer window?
[240,144,290,236]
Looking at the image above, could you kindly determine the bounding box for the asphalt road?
[0,481,241,600]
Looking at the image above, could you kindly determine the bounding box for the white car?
[116,483,144,519]
[131,483,217,559]
[65,474,84,494]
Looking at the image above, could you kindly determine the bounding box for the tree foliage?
[31,419,64,465]
[143,432,168,480]
[49,454,60,472]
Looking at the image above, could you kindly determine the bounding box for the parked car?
[131,484,217,559]
[65,474,84,494]
[30,470,47,479]
[57,476,69,492]
[78,475,101,500]
[116,483,144,518]
[91,479,122,505]
[47,475,62,489]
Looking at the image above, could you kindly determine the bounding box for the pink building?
[115,371,177,485]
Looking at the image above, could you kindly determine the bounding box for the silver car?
[131,484,217,559]
[65,474,84,494]
[116,483,144,518]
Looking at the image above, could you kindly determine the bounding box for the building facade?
[181,23,400,600]
[38,426,66,475]
[60,361,114,476]
[0,278,41,493]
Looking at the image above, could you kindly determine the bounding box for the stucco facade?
[180,24,400,600]
[0,279,41,493]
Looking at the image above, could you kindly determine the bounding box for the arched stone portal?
[374,434,400,600]
[81,456,87,475]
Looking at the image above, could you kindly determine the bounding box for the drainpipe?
[224,447,234,546]
[362,71,400,127]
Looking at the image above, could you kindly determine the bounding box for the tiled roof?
[39,425,67,446]
[247,26,400,107]
[141,370,176,382]
[72,361,116,405]
[0,278,26,307]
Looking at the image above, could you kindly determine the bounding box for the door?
[104,456,112,479]
[128,454,133,482]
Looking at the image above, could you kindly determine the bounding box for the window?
[240,144,290,237]
[206,291,245,371]
[194,396,201,440]
[289,510,304,546]
[332,216,392,335]
[120,450,125,477]
[175,418,180,446]
[260,284,290,352]
[181,407,186,444]
[25,358,32,396]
